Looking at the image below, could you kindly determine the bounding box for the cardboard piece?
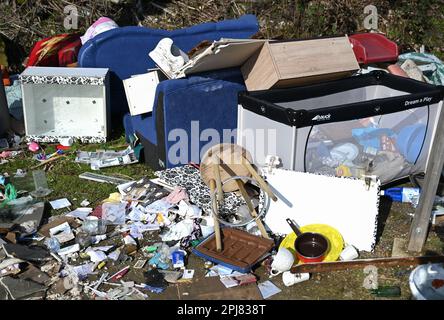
[177,39,267,78]
[241,37,360,91]
[17,264,52,286]
[38,216,80,238]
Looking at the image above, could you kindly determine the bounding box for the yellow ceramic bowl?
[280,224,344,263]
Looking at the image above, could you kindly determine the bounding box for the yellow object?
[336,164,352,177]
[102,192,122,203]
[280,224,344,263]
[156,213,165,224]
[98,261,106,270]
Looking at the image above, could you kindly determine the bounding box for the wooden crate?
[241,36,360,91]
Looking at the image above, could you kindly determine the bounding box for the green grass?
[2,134,154,215]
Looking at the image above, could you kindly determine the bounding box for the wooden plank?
[241,37,359,91]
[270,37,359,79]
[408,100,444,252]
[241,42,279,91]
[290,255,444,274]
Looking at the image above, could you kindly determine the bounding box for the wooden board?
[290,255,444,273]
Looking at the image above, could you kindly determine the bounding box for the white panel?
[123,71,160,116]
[22,80,108,141]
[263,169,380,252]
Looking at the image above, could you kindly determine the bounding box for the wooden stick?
[236,180,270,239]
[213,160,224,203]
[241,156,277,202]
[30,155,66,169]
[290,255,444,274]
[209,179,222,252]
[408,104,444,252]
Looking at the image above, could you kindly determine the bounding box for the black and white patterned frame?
[25,135,106,144]
[19,75,105,86]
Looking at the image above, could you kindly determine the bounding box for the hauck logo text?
[312,113,331,121]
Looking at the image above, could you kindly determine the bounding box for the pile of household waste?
[1,142,444,300]
[0,142,361,300]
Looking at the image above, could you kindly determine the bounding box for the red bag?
[58,37,81,67]
[27,33,81,67]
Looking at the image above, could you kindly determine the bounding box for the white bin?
[20,67,110,143]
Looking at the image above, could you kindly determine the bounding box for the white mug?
[340,245,359,261]
[200,217,215,238]
[270,247,295,277]
[282,271,310,287]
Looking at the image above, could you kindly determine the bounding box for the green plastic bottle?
[370,286,401,297]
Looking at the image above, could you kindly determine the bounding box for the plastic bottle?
[370,286,401,297]
[380,187,420,203]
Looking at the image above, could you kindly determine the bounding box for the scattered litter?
[220,273,257,288]
[49,198,71,210]
[181,269,195,280]
[13,169,26,178]
[143,268,168,292]
[57,244,80,256]
[79,172,132,185]
[49,222,74,244]
[107,266,130,282]
[102,202,127,225]
[282,272,310,287]
[159,270,183,284]
[80,199,90,207]
[76,146,138,170]
[0,276,46,300]
[258,280,281,299]
[2,243,50,263]
[85,248,108,263]
[66,207,92,220]
[133,259,147,269]
[0,258,24,277]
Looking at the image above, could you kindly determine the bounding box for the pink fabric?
[164,187,189,204]
[80,17,118,45]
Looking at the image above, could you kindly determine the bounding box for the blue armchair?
[78,15,259,169]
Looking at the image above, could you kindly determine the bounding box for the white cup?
[200,217,215,238]
[339,245,359,261]
[282,271,310,287]
[270,247,295,277]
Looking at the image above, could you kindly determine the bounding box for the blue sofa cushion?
[79,15,258,117]
[78,14,259,80]
[137,68,246,168]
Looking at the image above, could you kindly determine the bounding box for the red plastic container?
[349,33,398,64]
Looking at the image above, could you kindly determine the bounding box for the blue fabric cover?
[79,15,258,168]
[78,15,259,116]
[159,68,245,167]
